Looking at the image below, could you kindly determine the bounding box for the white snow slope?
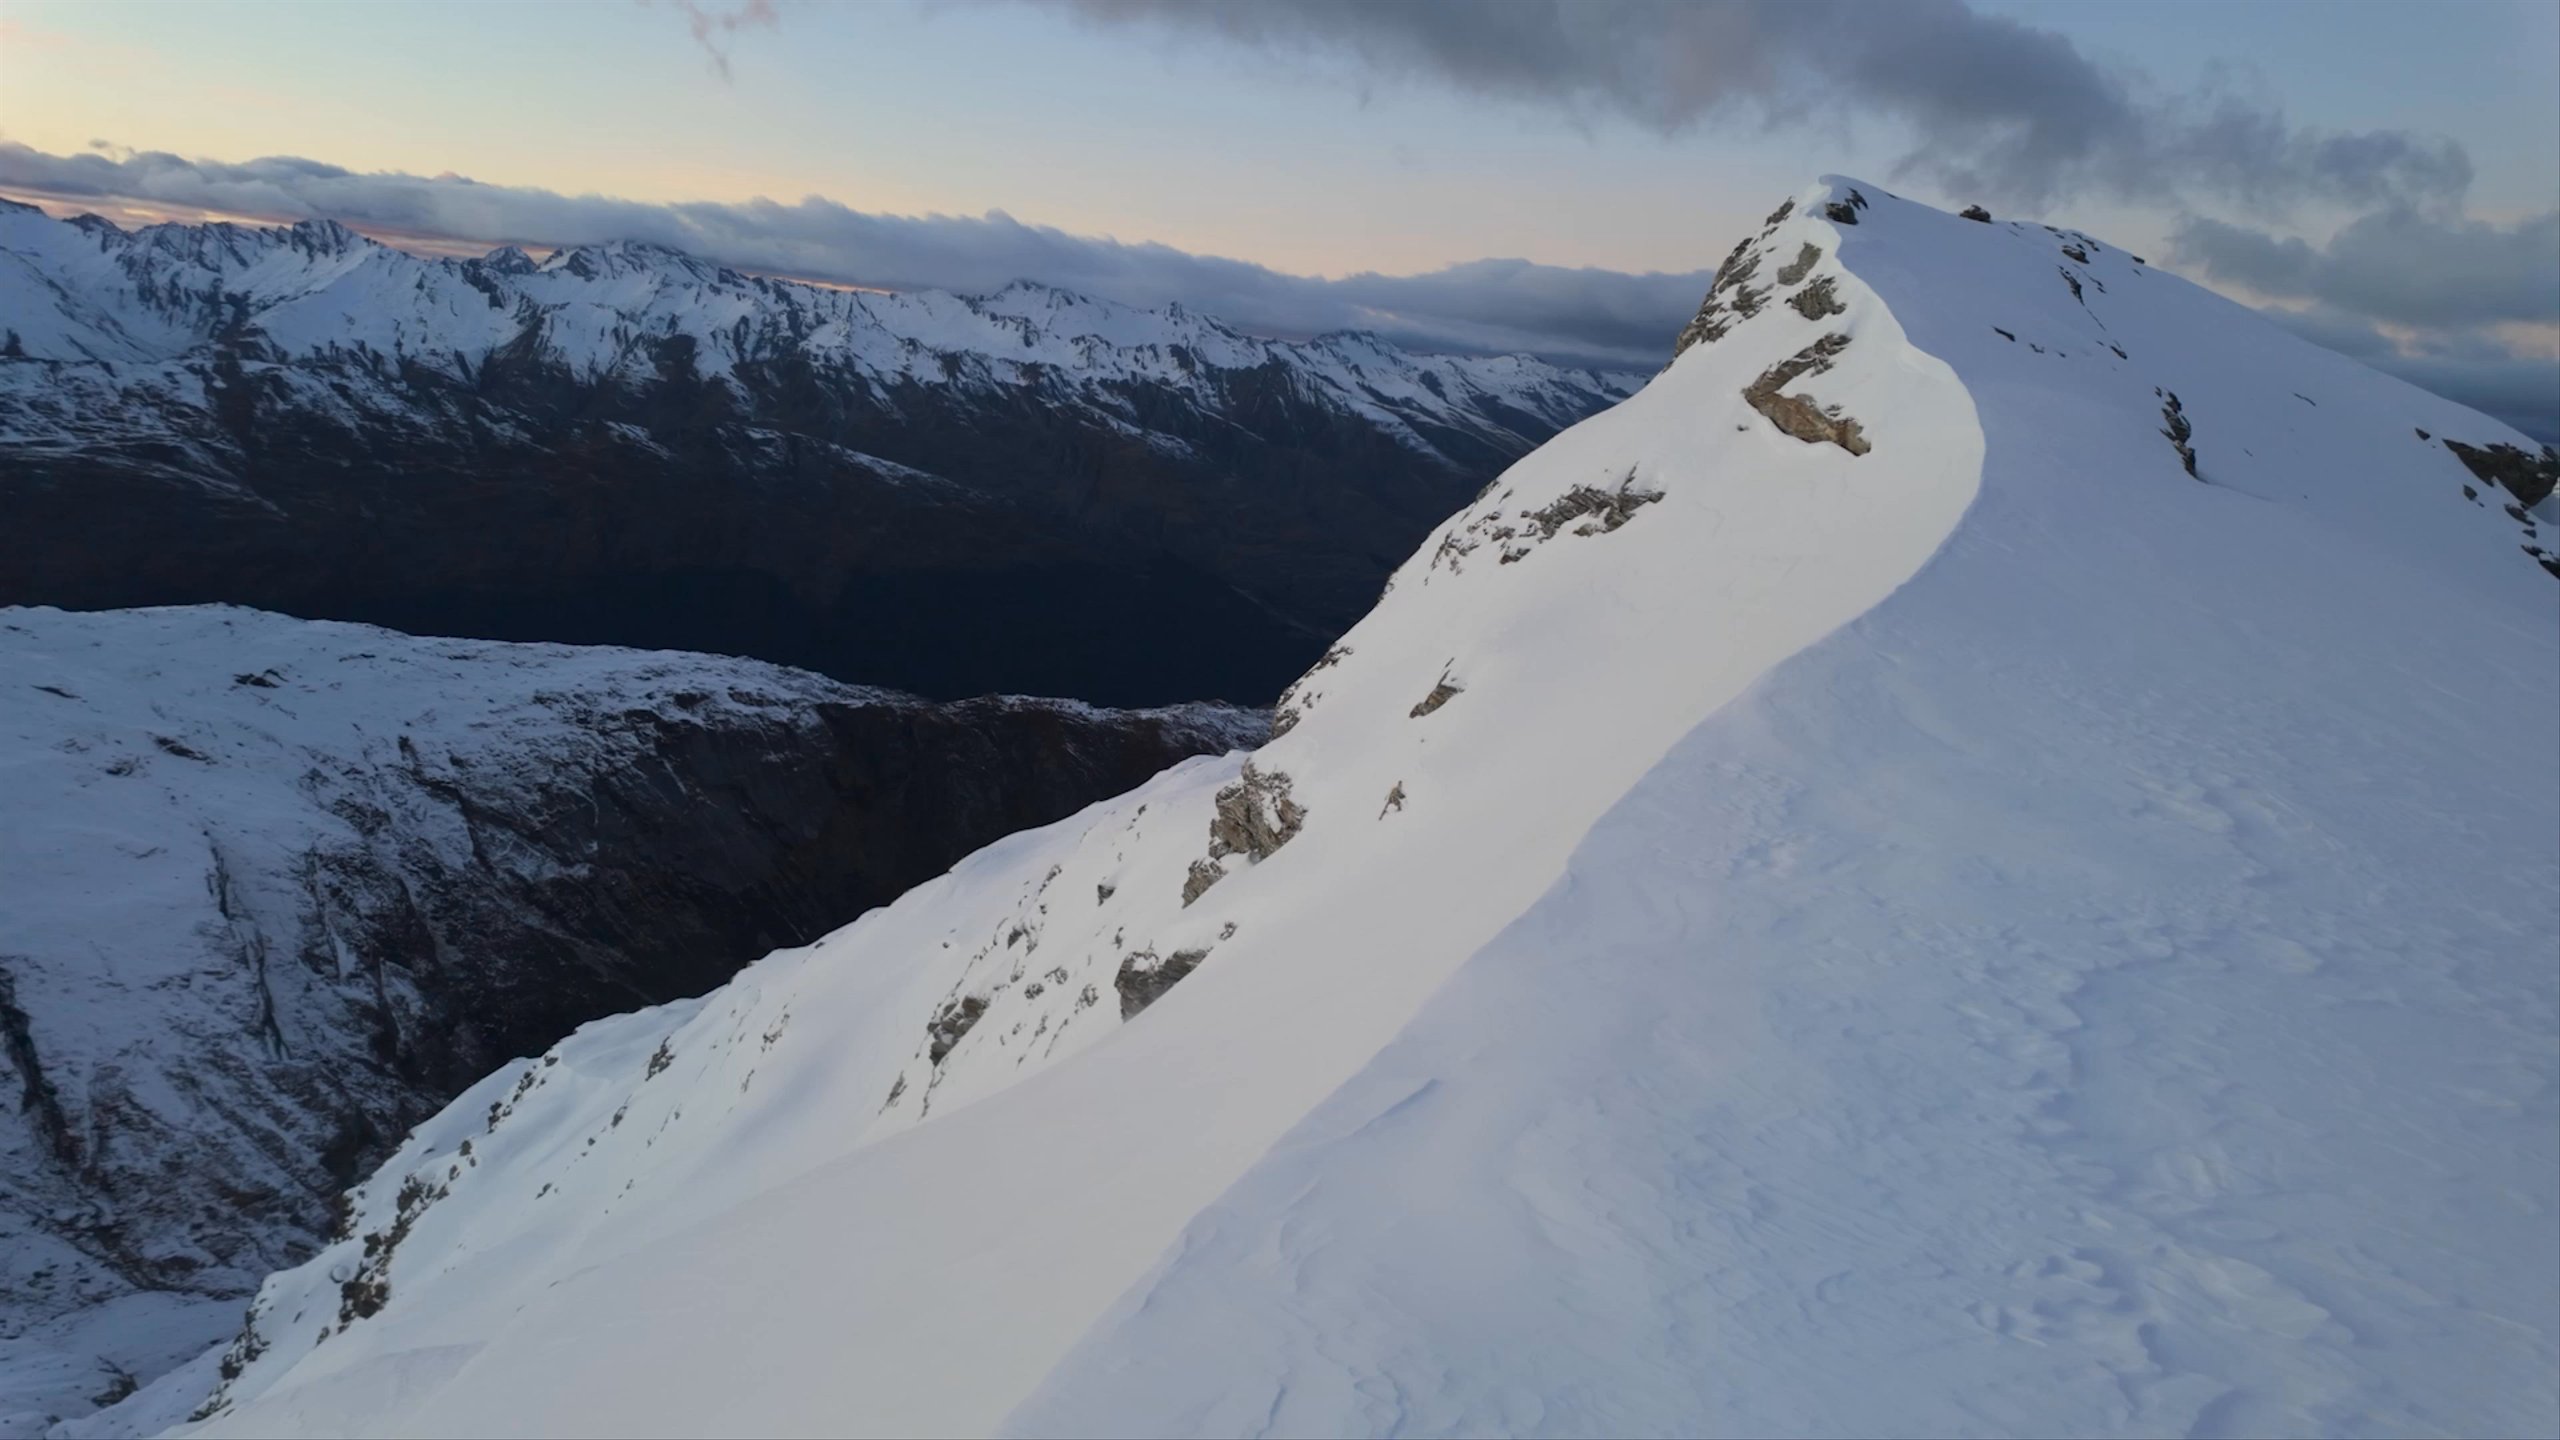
[113,180,2557,1439]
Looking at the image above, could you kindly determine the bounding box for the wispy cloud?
[649,0,781,81]
[1042,0,2473,212]
[0,142,1698,368]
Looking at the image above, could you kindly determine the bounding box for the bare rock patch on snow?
[2444,438,2559,508]
[1114,946,1210,1021]
[1409,673,1465,719]
[1788,277,1847,320]
[2158,389,2198,477]
[1270,644,1348,738]
[1181,764,1306,906]
[1674,238,1773,356]
[1745,334,1872,456]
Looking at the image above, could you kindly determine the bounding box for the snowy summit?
[90,179,2558,1438]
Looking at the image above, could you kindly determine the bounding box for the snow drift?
[103,180,2557,1438]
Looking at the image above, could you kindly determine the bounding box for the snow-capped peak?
[282,218,366,254]
[96,180,2560,1438]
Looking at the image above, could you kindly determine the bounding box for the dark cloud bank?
[1053,0,2554,439]
[1057,0,2472,212]
[4,0,2552,435]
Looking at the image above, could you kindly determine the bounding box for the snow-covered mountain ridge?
[106,179,2560,1437]
[0,201,1632,460]
[0,606,1260,1436]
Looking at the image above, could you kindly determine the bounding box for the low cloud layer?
[1052,0,2472,212]
[0,142,1698,369]
[2174,209,2560,330]
[2170,207,2559,440]
[2267,304,2560,443]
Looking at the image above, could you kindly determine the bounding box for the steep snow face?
[0,606,1260,1438]
[129,179,2556,1439]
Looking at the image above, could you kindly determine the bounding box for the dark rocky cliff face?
[308,687,1268,1109]
[0,380,1391,707]
[0,606,1263,1388]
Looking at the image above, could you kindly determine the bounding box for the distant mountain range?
[0,202,1641,704]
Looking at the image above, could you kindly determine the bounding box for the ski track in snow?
[86,179,2559,1440]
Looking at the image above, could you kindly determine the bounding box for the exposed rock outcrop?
[1409,675,1464,718]
[1822,188,1870,225]
[1207,764,1306,864]
[1181,763,1306,905]
[1789,277,1847,319]
[1745,335,1872,456]
[1270,644,1348,738]
[927,997,990,1065]
[1674,237,1773,356]
[2445,438,2560,507]
[2159,389,2198,477]
[1526,476,1666,539]
[1424,470,1667,574]
[1114,946,1210,1021]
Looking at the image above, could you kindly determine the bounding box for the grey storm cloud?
[2172,209,2560,330]
[0,143,1702,368]
[1048,0,2474,211]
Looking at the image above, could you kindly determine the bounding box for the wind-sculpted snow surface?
[115,180,2557,1438]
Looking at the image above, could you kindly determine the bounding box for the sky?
[1,0,2554,435]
